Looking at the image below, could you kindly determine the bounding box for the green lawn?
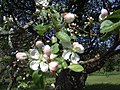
[0,72,120,90]
[86,73,120,90]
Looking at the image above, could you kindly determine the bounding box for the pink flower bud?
[43,45,51,56]
[101,8,108,16]
[99,9,108,21]
[35,41,43,48]
[49,61,58,72]
[16,52,27,60]
[63,13,76,23]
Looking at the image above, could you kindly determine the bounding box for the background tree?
[0,0,120,90]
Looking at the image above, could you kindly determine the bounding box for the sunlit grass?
[86,72,120,90]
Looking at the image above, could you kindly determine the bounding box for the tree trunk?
[55,69,87,90]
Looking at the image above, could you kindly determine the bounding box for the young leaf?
[56,30,71,42]
[35,24,49,35]
[62,61,68,69]
[51,43,59,53]
[68,64,84,72]
[18,82,28,88]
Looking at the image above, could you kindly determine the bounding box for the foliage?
[0,0,120,90]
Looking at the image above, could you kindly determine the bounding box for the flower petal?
[74,44,85,54]
[62,50,71,60]
[29,49,40,59]
[50,53,58,60]
[40,62,49,72]
[30,61,39,70]
[70,53,80,64]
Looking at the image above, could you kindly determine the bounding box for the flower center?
[72,47,77,52]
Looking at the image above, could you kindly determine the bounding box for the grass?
[0,72,120,90]
[85,72,120,90]
[85,84,120,90]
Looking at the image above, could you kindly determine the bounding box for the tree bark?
[55,69,87,90]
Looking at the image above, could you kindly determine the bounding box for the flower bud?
[101,8,108,16]
[43,45,51,56]
[49,61,58,72]
[16,52,27,60]
[99,8,108,21]
[35,41,43,48]
[3,16,7,21]
[63,13,76,23]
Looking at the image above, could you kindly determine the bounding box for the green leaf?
[40,10,48,16]
[35,24,49,35]
[100,33,111,42]
[100,20,120,33]
[18,82,28,88]
[62,61,68,69]
[100,20,113,30]
[106,9,120,22]
[32,71,45,89]
[68,64,84,72]
[61,42,72,49]
[56,30,71,42]
[51,43,59,53]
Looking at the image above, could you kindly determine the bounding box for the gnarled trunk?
[55,69,87,90]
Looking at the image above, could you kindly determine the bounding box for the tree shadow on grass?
[85,84,120,90]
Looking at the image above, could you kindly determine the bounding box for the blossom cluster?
[29,41,58,72]
[16,41,58,73]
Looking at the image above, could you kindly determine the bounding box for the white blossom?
[70,52,80,64]
[62,42,85,64]
[73,42,85,54]
[62,50,72,60]
[40,62,49,72]
[29,49,40,59]
[30,61,40,70]
[35,0,49,7]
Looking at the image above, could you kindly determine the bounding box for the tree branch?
[82,34,120,73]
[79,53,100,64]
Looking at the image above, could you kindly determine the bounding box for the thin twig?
[7,68,19,90]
